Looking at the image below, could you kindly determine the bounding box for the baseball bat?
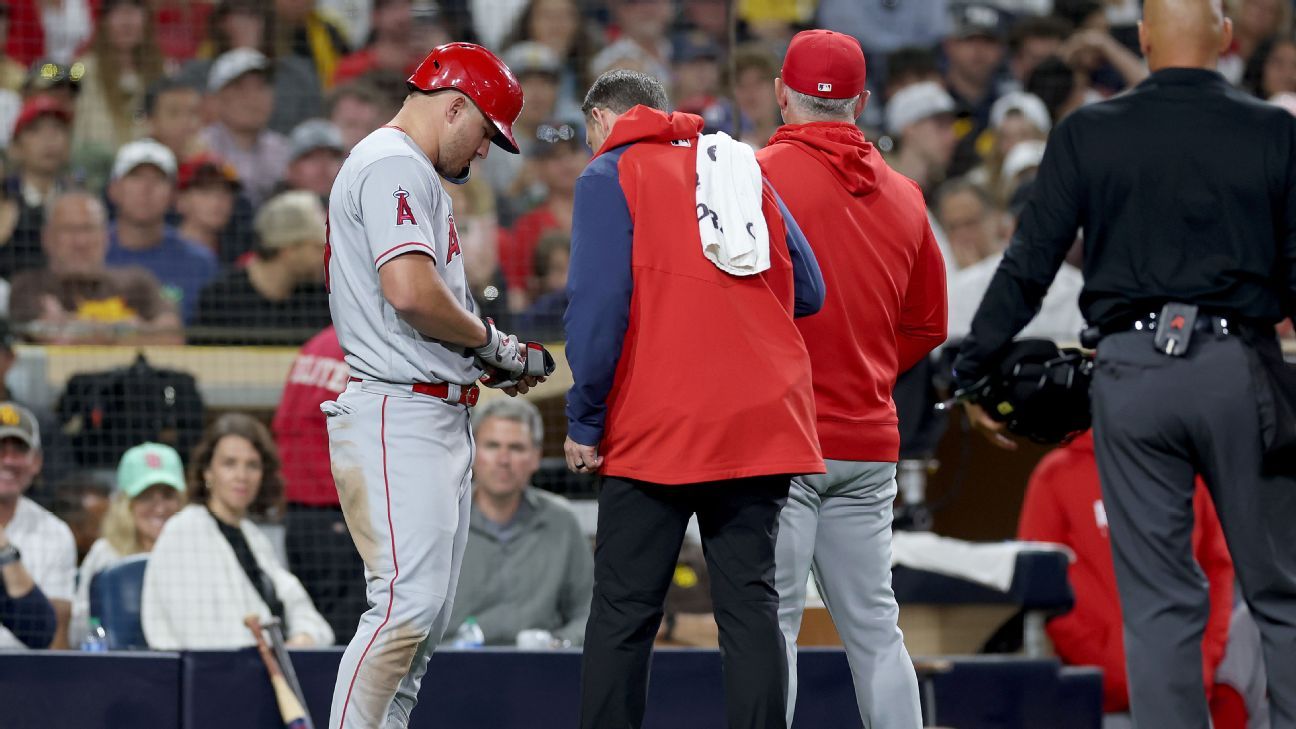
[264,618,314,729]
[245,615,310,729]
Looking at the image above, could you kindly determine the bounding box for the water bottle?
[451,617,484,648]
[81,618,108,652]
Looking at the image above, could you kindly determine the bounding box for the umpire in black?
[953,1,1296,727]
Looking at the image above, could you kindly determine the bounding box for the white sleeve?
[355,155,443,270]
[141,528,185,650]
[33,521,77,603]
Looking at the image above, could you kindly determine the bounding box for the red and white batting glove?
[473,318,527,376]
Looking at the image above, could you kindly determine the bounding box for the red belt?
[349,377,480,406]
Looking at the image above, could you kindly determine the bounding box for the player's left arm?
[564,164,633,458]
[896,222,950,373]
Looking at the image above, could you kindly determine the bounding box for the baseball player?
[322,43,549,729]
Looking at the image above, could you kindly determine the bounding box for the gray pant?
[1092,331,1296,729]
[775,460,922,728]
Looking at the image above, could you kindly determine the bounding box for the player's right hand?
[473,318,527,375]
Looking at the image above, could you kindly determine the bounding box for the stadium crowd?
[0,0,1291,727]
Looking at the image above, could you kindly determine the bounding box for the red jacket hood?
[766,122,881,197]
[596,105,705,157]
[1068,429,1096,453]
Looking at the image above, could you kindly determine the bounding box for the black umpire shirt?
[954,67,1296,386]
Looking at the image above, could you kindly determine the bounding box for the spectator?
[1222,0,1293,84]
[2,95,73,279]
[1242,36,1296,100]
[326,79,392,151]
[884,46,944,96]
[199,48,292,207]
[71,0,165,173]
[10,191,182,344]
[331,0,448,86]
[273,325,365,643]
[885,81,959,198]
[272,0,350,90]
[20,58,83,105]
[671,31,725,123]
[181,0,324,135]
[481,42,568,216]
[175,153,241,259]
[1007,15,1072,89]
[515,232,568,341]
[0,320,71,490]
[943,2,1010,132]
[500,0,597,113]
[731,43,781,148]
[968,91,1051,200]
[0,534,56,648]
[1026,54,1093,123]
[818,0,949,63]
[151,0,215,65]
[142,78,204,163]
[595,0,673,82]
[933,178,1006,270]
[677,0,728,44]
[0,402,75,649]
[70,442,185,647]
[1056,13,1149,97]
[1018,430,1235,726]
[282,119,345,202]
[141,413,334,649]
[5,0,94,67]
[47,474,110,564]
[105,139,217,324]
[445,398,592,648]
[502,120,584,304]
[192,190,330,345]
[941,179,1084,344]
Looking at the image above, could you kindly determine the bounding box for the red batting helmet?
[407,43,524,154]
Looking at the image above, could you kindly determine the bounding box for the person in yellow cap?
[70,442,185,648]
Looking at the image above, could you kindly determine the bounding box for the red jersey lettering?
[394,188,417,225]
[447,214,462,263]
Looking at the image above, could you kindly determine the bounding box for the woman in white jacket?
[72,442,186,647]
[141,413,334,649]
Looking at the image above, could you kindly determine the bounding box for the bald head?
[1139,0,1232,71]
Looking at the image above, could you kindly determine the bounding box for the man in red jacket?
[272,325,366,643]
[564,69,826,729]
[1019,430,1238,727]
[757,29,948,728]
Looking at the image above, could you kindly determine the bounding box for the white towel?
[694,131,770,276]
[891,532,1074,592]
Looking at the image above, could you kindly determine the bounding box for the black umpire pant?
[1092,330,1296,729]
[580,475,790,729]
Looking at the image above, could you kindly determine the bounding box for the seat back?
[88,554,150,649]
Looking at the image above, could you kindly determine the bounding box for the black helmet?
[968,339,1094,445]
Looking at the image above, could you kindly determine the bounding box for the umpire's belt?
[349,377,480,406]
[1127,313,1236,336]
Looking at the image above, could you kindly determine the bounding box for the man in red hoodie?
[564,69,826,729]
[1019,430,1239,727]
[757,29,948,729]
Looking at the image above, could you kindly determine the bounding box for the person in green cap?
[70,442,185,648]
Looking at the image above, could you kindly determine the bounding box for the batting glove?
[474,318,527,375]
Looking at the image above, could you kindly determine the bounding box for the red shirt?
[758,123,948,462]
[1018,431,1234,714]
[273,326,350,506]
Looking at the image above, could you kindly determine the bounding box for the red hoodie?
[757,123,948,462]
[1018,431,1234,714]
[273,326,350,506]
[565,107,825,484]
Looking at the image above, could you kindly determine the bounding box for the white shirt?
[946,253,1087,344]
[41,0,93,65]
[141,505,333,650]
[0,497,76,649]
[327,126,480,385]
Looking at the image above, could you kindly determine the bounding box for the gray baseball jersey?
[326,125,480,385]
